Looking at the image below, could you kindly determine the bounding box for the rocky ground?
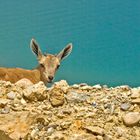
[0,79,139,140]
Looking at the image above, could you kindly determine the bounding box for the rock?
[115,127,125,137]
[0,99,10,107]
[20,98,27,105]
[47,131,66,140]
[70,133,96,140]
[53,80,69,93]
[66,91,89,103]
[131,88,140,99]
[92,84,102,89]
[60,121,72,129]
[131,98,140,104]
[84,126,104,136]
[49,87,65,107]
[81,85,92,90]
[103,134,113,140]
[7,91,16,100]
[0,130,13,140]
[96,135,103,140]
[47,127,55,136]
[72,84,80,89]
[1,106,10,114]
[15,78,33,88]
[30,128,39,139]
[120,103,131,111]
[0,111,37,139]
[122,112,140,126]
[23,82,47,101]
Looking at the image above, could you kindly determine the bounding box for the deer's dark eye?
[56,65,60,69]
[40,64,45,68]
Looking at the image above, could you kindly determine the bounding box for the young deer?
[0,39,72,84]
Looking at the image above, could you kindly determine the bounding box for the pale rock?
[20,98,27,105]
[92,84,102,89]
[120,103,131,111]
[23,82,47,101]
[104,134,113,140]
[7,91,16,100]
[47,127,55,136]
[0,99,10,108]
[131,98,140,104]
[60,121,71,129]
[122,112,140,126]
[131,88,140,99]
[96,135,103,140]
[81,85,92,90]
[70,133,96,140]
[15,78,33,88]
[30,128,39,139]
[53,80,69,93]
[66,91,89,103]
[84,126,104,136]
[72,84,80,89]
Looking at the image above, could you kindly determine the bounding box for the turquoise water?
[0,1,140,86]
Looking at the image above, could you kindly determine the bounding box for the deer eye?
[56,65,60,69]
[40,64,45,68]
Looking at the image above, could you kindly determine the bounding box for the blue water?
[0,0,140,86]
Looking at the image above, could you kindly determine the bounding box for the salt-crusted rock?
[120,103,131,111]
[0,111,37,139]
[70,133,96,140]
[15,78,33,88]
[122,112,140,126]
[7,91,16,100]
[131,98,140,104]
[84,126,104,136]
[66,91,89,103]
[131,88,140,99]
[49,87,65,107]
[0,99,10,108]
[53,80,69,93]
[92,84,102,89]
[23,82,48,101]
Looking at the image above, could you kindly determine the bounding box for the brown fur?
[0,67,40,84]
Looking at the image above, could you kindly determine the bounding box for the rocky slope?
[0,79,139,140]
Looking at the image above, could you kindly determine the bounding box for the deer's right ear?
[30,38,43,60]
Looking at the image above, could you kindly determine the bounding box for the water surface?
[0,1,140,86]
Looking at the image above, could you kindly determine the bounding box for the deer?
[0,38,73,85]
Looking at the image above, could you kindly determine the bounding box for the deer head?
[30,38,72,84]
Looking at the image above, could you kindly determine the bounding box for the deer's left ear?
[57,43,73,61]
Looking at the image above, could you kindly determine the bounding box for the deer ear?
[57,43,73,61]
[30,38,43,60]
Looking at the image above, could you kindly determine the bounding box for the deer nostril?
[48,76,54,81]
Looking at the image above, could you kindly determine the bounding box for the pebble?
[120,103,131,111]
[0,99,10,107]
[7,91,16,100]
[131,98,140,104]
[131,89,140,99]
[122,112,140,126]
[66,91,89,103]
[84,126,104,136]
[47,127,55,136]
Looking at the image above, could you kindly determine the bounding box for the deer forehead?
[43,55,60,66]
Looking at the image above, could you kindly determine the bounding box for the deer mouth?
[48,79,53,83]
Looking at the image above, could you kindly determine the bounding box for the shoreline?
[0,79,140,140]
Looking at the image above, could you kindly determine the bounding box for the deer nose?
[48,76,54,81]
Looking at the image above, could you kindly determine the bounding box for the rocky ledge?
[0,79,140,140]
